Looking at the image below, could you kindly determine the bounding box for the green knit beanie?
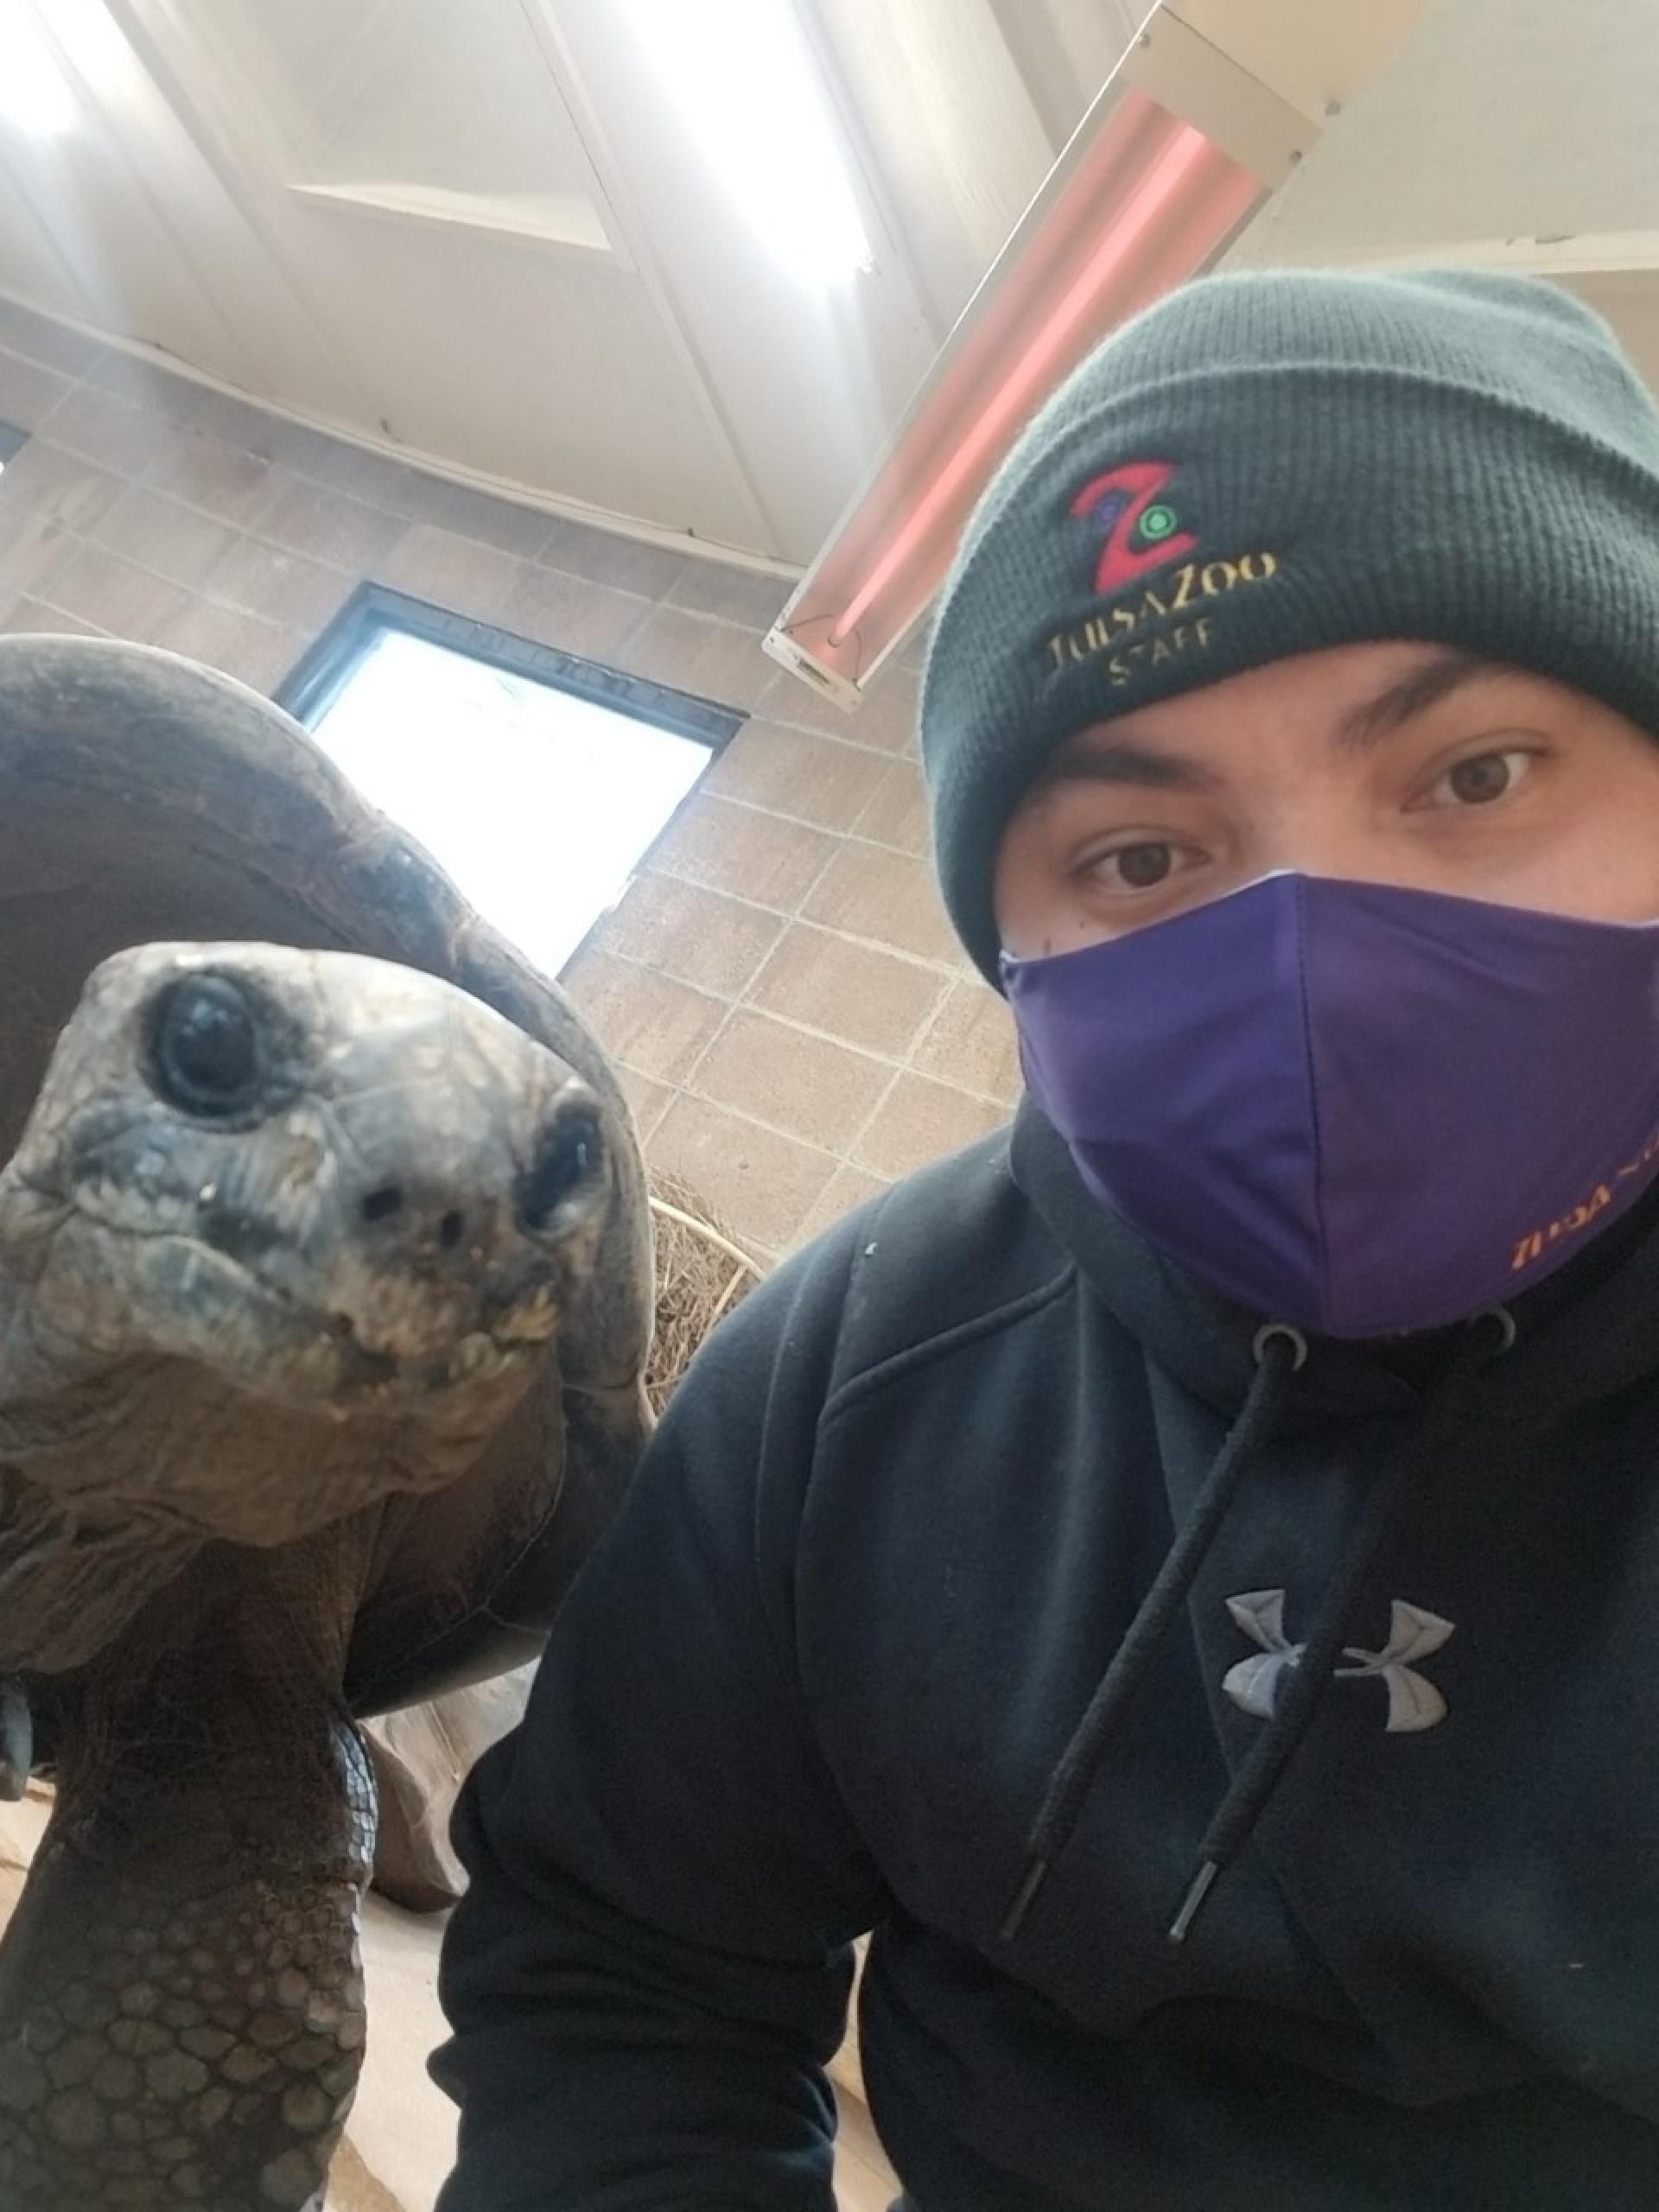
[920,266,1659,982]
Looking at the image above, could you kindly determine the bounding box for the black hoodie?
[433,1105,1659,2210]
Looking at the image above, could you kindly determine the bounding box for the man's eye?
[1431,748,1535,807]
[1090,842,1181,891]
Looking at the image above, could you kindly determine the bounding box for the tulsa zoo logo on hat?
[1046,459,1281,686]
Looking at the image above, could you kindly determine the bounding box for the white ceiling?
[0,0,1137,566]
[1,0,1657,569]
[1225,0,1659,388]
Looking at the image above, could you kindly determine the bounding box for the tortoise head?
[0,635,653,1576]
[0,939,617,1541]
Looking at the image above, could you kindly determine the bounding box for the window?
[0,425,27,473]
[279,586,740,977]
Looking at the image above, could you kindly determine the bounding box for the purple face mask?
[1003,874,1659,1338]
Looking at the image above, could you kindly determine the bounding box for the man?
[432,268,1659,2209]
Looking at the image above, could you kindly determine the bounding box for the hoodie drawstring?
[998,1323,1306,1945]
[1001,1306,1516,1952]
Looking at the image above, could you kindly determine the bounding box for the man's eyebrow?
[1032,741,1219,795]
[1334,651,1497,753]
[1033,652,1506,798]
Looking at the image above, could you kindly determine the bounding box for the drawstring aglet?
[1167,1859,1219,1946]
[998,1856,1050,1944]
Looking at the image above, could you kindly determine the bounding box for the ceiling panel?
[0,162,86,326]
[281,205,760,540]
[183,0,620,254]
[819,0,1056,331]
[1230,0,1659,264]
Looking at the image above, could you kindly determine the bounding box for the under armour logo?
[1223,1589,1453,1734]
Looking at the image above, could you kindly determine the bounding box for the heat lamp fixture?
[764,0,1430,709]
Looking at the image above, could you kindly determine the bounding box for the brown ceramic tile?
[373,523,524,620]
[613,1065,672,1144]
[0,347,69,432]
[664,559,790,630]
[142,429,279,528]
[894,613,934,672]
[791,1162,888,1249]
[755,664,853,735]
[691,1009,891,1152]
[41,383,161,478]
[647,1093,836,1254]
[851,757,930,856]
[43,543,191,642]
[540,518,688,599]
[594,873,783,999]
[0,442,127,531]
[83,350,206,427]
[801,841,959,963]
[311,443,432,516]
[400,476,555,558]
[494,563,649,661]
[156,600,310,694]
[256,474,404,572]
[619,603,772,709]
[704,719,890,832]
[0,301,104,378]
[191,389,296,462]
[857,664,922,754]
[0,507,75,600]
[647,793,835,912]
[559,947,726,1084]
[258,419,361,483]
[188,390,323,467]
[92,486,237,588]
[911,982,1023,1105]
[747,924,944,1058]
[0,596,106,637]
[201,535,354,632]
[760,661,918,753]
[853,1072,1007,1180]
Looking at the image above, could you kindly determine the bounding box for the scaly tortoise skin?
[0,637,654,2210]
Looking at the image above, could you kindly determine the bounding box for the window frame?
[276,582,745,755]
[273,581,747,978]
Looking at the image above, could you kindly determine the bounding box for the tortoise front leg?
[0,1541,377,2211]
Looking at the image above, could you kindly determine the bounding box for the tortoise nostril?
[438,1210,465,1250]
[360,1185,405,1225]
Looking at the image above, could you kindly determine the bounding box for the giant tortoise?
[0,635,655,2209]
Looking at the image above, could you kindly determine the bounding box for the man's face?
[994,641,1659,959]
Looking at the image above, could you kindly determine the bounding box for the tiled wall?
[0,293,1020,1264]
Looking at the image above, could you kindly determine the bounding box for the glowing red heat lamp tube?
[764,2,1430,709]
[829,99,1257,661]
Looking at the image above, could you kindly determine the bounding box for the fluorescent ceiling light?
[309,629,709,978]
[0,3,76,137]
[624,0,872,283]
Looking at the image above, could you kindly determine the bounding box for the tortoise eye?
[518,1109,604,1233]
[148,975,265,1117]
